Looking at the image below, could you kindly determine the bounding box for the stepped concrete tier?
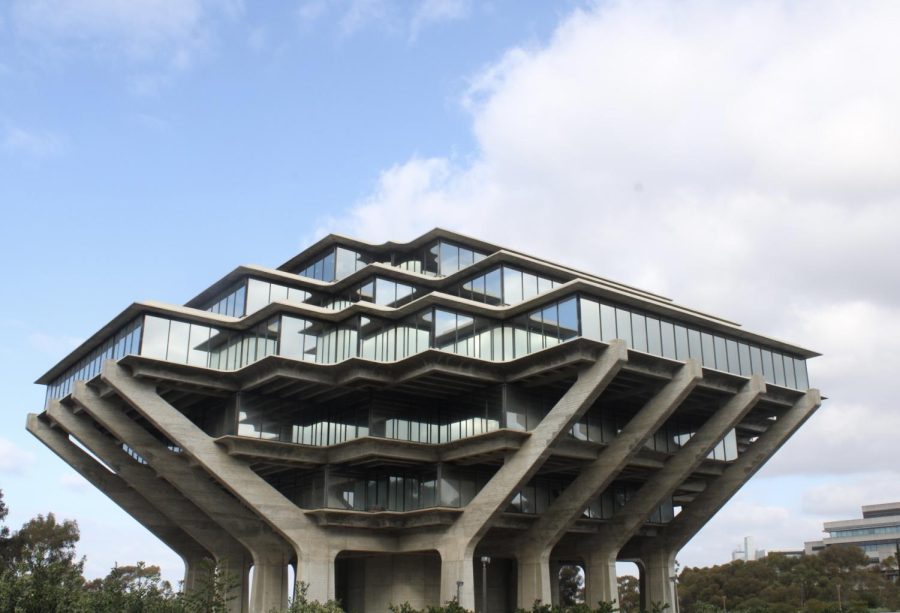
[30,228,821,612]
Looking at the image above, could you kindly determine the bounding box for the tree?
[560,564,585,605]
[0,512,86,613]
[618,575,640,613]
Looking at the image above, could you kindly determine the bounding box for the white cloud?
[409,0,469,41]
[2,125,63,158]
[11,0,242,76]
[0,438,36,475]
[801,473,900,518]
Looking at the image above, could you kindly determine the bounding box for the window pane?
[321,250,336,282]
[660,321,676,359]
[723,340,739,374]
[646,317,662,356]
[761,349,775,383]
[783,355,797,388]
[503,267,523,304]
[750,346,763,376]
[738,343,752,376]
[580,298,601,341]
[600,304,617,342]
[773,352,786,386]
[559,298,578,341]
[714,336,728,371]
[631,313,647,352]
[615,308,632,347]
[485,268,503,305]
[439,241,459,276]
[700,333,716,368]
[335,247,359,280]
[246,279,270,314]
[141,316,170,359]
[522,273,539,301]
[188,324,211,367]
[167,320,190,363]
[795,359,809,389]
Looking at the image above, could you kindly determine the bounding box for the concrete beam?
[436,341,628,609]
[45,400,251,612]
[71,381,290,613]
[657,388,822,554]
[582,374,766,607]
[514,359,702,608]
[26,414,211,591]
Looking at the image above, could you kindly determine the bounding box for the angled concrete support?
[658,388,823,554]
[98,362,347,608]
[437,341,628,608]
[71,380,289,612]
[26,414,212,592]
[45,399,251,612]
[583,375,766,607]
[515,359,703,607]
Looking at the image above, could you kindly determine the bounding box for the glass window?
[795,359,809,389]
[761,349,775,384]
[646,317,662,356]
[738,343,752,377]
[783,356,797,388]
[580,298,601,341]
[631,313,647,352]
[167,320,190,364]
[246,279,270,314]
[700,333,716,368]
[522,273,539,301]
[725,340,740,374]
[559,298,578,341]
[439,241,459,276]
[141,316,170,359]
[600,304,617,342]
[750,346,763,376]
[688,329,702,362]
[773,352,786,386]
[660,321,676,359]
[321,250,336,282]
[615,308,632,347]
[503,267,523,304]
[484,268,502,305]
[714,336,728,371]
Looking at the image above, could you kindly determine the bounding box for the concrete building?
[28,228,821,612]
[732,536,765,562]
[805,503,900,568]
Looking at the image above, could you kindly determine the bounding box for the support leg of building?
[45,399,252,611]
[26,414,212,593]
[436,341,628,609]
[515,359,702,608]
[72,380,291,612]
[657,389,822,554]
[640,548,677,612]
[583,551,618,608]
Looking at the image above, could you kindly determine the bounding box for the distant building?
[805,502,900,567]
[732,536,766,561]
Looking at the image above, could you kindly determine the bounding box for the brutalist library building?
[30,229,821,613]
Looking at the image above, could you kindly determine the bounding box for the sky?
[1,0,900,585]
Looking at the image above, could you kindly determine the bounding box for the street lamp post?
[481,556,491,613]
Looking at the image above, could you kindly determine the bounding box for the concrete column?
[549,560,561,606]
[640,548,677,611]
[515,360,702,607]
[26,414,212,590]
[71,380,291,611]
[439,548,474,608]
[658,389,822,553]
[251,559,290,613]
[439,342,628,610]
[517,549,553,608]
[583,551,617,608]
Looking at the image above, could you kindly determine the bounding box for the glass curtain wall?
[323,276,420,310]
[45,317,143,403]
[581,483,675,523]
[394,240,486,277]
[456,265,560,306]
[579,296,809,389]
[296,246,370,282]
[48,291,811,402]
[204,277,320,318]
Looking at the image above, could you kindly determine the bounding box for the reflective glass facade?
[272,465,492,513]
[206,281,247,317]
[395,240,486,277]
[579,296,810,389]
[827,525,900,538]
[296,246,370,282]
[46,289,811,405]
[456,265,560,306]
[323,276,420,311]
[45,317,142,403]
